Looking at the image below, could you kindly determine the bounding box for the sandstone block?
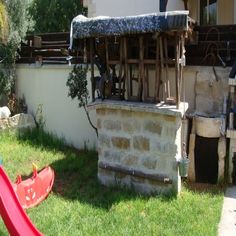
[98,134,111,148]
[142,157,157,169]
[98,168,115,186]
[162,126,177,140]
[104,120,121,131]
[115,173,131,186]
[133,136,150,151]
[163,115,176,123]
[112,137,130,150]
[121,154,139,166]
[144,121,162,134]
[131,176,146,184]
[97,118,102,129]
[104,150,121,163]
[96,109,106,116]
[156,142,176,154]
[106,109,118,116]
[115,172,128,180]
[120,110,132,118]
[156,157,167,171]
[122,119,140,134]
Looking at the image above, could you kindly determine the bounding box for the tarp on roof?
[69,11,189,48]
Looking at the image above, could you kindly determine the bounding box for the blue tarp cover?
[70,11,189,46]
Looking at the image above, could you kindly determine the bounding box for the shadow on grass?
[50,151,176,210]
[16,128,176,210]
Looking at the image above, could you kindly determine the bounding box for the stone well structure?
[90,100,187,194]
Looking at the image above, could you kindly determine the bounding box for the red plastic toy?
[0,165,43,236]
[13,164,55,209]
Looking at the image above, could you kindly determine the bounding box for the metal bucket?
[179,158,189,177]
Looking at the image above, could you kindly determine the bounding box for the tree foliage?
[0,0,33,96]
[29,0,86,33]
[0,1,8,44]
[67,65,98,136]
[4,0,34,46]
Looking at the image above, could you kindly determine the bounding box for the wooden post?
[105,37,109,72]
[175,33,180,109]
[89,38,95,101]
[139,36,144,101]
[179,33,185,107]
[118,38,123,99]
[164,36,170,99]
[146,66,149,98]
[159,36,165,101]
[124,37,129,100]
[155,35,161,102]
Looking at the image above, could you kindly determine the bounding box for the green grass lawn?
[0,129,224,236]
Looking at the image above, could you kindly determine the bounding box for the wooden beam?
[179,33,185,108]
[89,38,95,101]
[139,36,144,101]
[155,36,161,102]
[118,38,123,99]
[175,33,180,109]
[164,36,170,99]
[159,36,165,101]
[124,37,129,99]
[105,37,109,72]
[98,161,172,184]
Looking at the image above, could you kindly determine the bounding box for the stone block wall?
[92,101,186,194]
[0,114,35,131]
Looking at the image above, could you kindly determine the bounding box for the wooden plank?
[98,161,172,184]
[105,37,110,72]
[90,39,95,101]
[109,58,171,65]
[155,35,160,102]
[164,36,170,98]
[42,40,67,45]
[107,60,120,65]
[139,36,144,101]
[127,59,139,64]
[179,33,185,107]
[129,64,133,96]
[124,37,129,100]
[145,66,149,98]
[118,38,123,99]
[175,33,180,109]
[159,36,165,101]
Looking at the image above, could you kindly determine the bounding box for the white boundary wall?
[16,64,97,150]
[15,64,229,150]
[84,0,185,18]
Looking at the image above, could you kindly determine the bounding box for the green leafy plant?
[67,64,98,137]
[29,0,87,33]
[0,1,8,44]
[0,0,33,97]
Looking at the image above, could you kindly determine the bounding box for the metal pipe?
[98,161,172,184]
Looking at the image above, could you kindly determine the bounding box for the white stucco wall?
[16,64,97,150]
[84,0,185,17]
[166,0,185,11]
[15,64,230,151]
[94,0,159,17]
